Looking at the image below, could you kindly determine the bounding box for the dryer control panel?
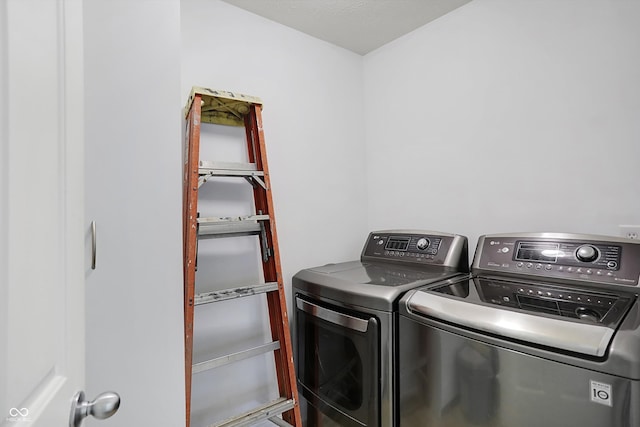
[361,230,468,271]
[473,233,640,287]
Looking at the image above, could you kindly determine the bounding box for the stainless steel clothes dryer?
[292,230,469,427]
[399,232,640,427]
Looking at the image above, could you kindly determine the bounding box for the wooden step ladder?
[182,87,301,427]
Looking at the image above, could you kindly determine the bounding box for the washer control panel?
[513,241,620,270]
[474,233,640,287]
[361,230,468,270]
[476,278,633,325]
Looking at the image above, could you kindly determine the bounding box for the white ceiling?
[221,0,472,55]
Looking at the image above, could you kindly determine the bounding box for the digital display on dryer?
[515,242,561,263]
[385,236,410,251]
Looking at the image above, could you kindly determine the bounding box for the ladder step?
[193,341,280,374]
[198,161,268,189]
[195,282,279,305]
[209,398,296,427]
[197,215,269,237]
[198,215,270,224]
[199,161,264,177]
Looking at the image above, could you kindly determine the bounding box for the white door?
[3,1,184,426]
[1,0,87,425]
[82,1,185,426]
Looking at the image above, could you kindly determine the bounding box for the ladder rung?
[209,398,296,427]
[197,215,269,238]
[197,215,270,225]
[195,282,279,305]
[199,161,264,177]
[193,341,280,374]
[198,161,268,189]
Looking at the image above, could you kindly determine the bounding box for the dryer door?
[295,296,380,427]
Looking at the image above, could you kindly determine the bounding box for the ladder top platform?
[184,86,263,126]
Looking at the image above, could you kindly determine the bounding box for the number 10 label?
[590,380,612,407]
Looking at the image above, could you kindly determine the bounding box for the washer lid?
[401,275,636,357]
[293,260,466,311]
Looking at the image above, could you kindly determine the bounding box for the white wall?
[181,1,366,425]
[364,0,640,251]
[181,0,367,272]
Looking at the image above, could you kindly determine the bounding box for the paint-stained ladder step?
[209,397,296,427]
[194,282,279,305]
[197,215,269,237]
[193,341,281,375]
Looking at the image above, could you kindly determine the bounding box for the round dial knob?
[576,245,599,262]
[576,307,601,323]
[416,238,430,251]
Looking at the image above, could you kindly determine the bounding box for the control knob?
[576,307,601,323]
[576,245,599,262]
[416,237,430,251]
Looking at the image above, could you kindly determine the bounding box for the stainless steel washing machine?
[292,230,469,427]
[399,232,640,427]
